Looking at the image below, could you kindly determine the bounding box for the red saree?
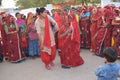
[4,14,25,62]
[95,9,114,55]
[5,26,25,62]
[0,23,7,58]
[112,19,120,56]
[40,16,56,66]
[58,25,67,50]
[60,13,84,67]
[54,12,62,49]
[95,14,107,54]
[90,13,100,52]
[80,12,91,48]
[57,13,69,51]
[54,12,62,28]
[104,9,115,48]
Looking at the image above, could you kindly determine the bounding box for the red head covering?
[26,12,35,26]
[4,14,15,26]
[104,5,110,10]
[0,12,5,15]
[21,14,26,19]
[82,6,87,10]
[102,8,108,16]
[88,6,94,12]
[0,12,6,22]
[77,8,82,13]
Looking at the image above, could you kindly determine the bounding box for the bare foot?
[50,62,55,67]
[45,65,51,70]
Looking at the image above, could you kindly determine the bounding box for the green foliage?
[16,0,47,9]
[15,0,101,9]
[76,0,101,5]
[0,0,1,5]
[112,0,120,2]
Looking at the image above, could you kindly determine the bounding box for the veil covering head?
[0,12,6,23]
[21,14,26,19]
[0,12,5,16]
[0,12,5,22]
[82,5,87,10]
[26,12,35,26]
[4,14,15,26]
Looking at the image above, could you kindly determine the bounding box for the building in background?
[101,0,120,7]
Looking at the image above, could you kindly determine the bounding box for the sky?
[1,0,16,8]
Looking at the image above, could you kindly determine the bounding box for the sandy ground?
[0,49,120,80]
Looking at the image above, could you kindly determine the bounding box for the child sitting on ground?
[95,47,120,80]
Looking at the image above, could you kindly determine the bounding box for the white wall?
[101,0,120,7]
[45,4,53,15]
[20,8,36,17]
[111,2,120,7]
[101,0,111,7]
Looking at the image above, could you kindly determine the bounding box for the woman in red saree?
[55,8,69,53]
[0,12,7,59]
[79,7,91,48]
[103,6,115,48]
[4,14,25,62]
[54,9,63,51]
[90,7,101,52]
[111,10,120,57]
[58,12,84,68]
[0,14,3,54]
[95,7,113,56]
[35,7,59,70]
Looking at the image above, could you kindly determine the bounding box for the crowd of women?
[0,4,120,70]
[0,12,40,62]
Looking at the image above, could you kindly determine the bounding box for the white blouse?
[35,15,58,47]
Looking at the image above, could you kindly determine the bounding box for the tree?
[15,0,101,9]
[112,0,120,2]
[0,0,1,5]
[16,0,73,9]
[15,0,48,9]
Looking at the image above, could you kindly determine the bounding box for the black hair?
[15,12,20,17]
[18,27,23,33]
[36,7,46,15]
[36,8,39,14]
[103,47,117,62]
[64,8,69,13]
[51,9,55,11]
